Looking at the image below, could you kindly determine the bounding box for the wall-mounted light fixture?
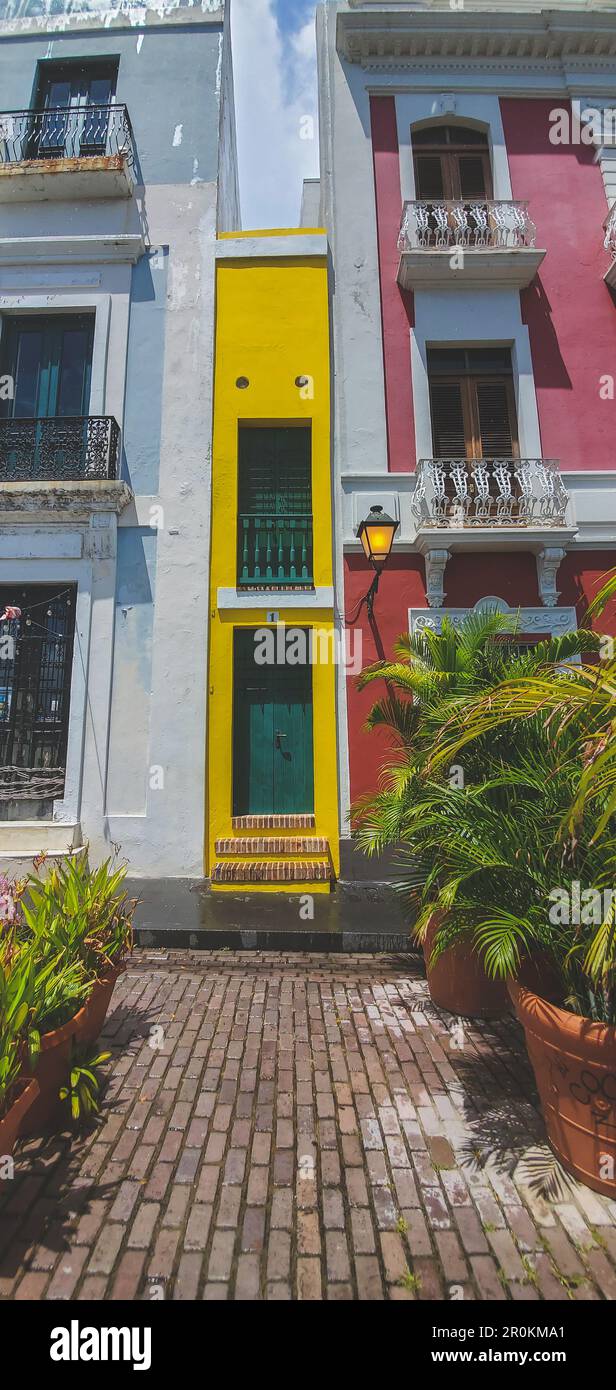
[355,504,399,618]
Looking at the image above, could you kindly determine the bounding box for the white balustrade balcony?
[604,203,616,287]
[398,200,545,289]
[412,457,570,531]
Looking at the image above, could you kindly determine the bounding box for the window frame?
[412,125,493,202]
[428,348,519,461]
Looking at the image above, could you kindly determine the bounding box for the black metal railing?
[0,105,134,167]
[238,513,314,586]
[0,416,120,482]
[0,585,76,819]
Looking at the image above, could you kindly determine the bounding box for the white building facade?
[0,0,238,890]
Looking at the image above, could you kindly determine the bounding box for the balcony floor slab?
[398,247,545,291]
[413,526,577,554]
[0,154,134,201]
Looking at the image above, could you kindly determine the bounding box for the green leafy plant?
[0,938,37,1117]
[59,1045,111,1124]
[22,853,134,981]
[353,606,615,1022]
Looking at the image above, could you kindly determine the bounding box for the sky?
[231,0,320,229]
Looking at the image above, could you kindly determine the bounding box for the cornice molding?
[0,234,146,266]
[338,8,616,68]
[0,4,225,43]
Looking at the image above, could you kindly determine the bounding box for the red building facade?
[316,2,616,870]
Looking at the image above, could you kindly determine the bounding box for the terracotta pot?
[77,962,125,1047]
[21,1006,86,1137]
[423,917,508,1018]
[509,979,616,1199]
[0,1077,40,1158]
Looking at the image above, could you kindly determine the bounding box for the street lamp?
[355,504,399,617]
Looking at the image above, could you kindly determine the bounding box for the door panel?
[9,327,46,418]
[0,317,93,419]
[233,629,314,816]
[273,668,314,815]
[36,65,116,157]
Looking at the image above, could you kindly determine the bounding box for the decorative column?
[424,548,450,608]
[536,546,567,607]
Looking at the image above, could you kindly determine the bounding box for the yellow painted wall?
[207,244,339,887]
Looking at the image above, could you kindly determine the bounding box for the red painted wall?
[345,554,425,806]
[345,550,616,805]
[370,95,416,473]
[501,98,616,471]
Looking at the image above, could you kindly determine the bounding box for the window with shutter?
[475,380,516,457]
[428,348,518,460]
[412,124,492,202]
[237,426,313,587]
[429,381,467,458]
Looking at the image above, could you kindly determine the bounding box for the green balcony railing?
[238,513,313,587]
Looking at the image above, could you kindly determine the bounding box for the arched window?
[412,124,492,201]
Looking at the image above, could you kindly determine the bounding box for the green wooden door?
[0,315,93,420]
[233,629,314,816]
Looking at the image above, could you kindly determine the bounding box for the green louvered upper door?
[237,426,313,587]
[233,628,314,816]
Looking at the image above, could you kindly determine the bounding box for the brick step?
[231,814,316,831]
[215,837,328,856]
[212,859,332,885]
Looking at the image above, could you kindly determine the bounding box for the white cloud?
[231,0,319,228]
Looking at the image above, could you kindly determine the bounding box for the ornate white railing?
[399,200,536,252]
[604,203,616,258]
[412,458,569,529]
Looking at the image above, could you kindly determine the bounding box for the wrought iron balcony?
[0,416,120,483]
[0,105,135,199]
[605,203,616,256]
[238,514,313,587]
[398,200,544,289]
[0,104,134,164]
[412,458,570,530]
[400,199,536,252]
[604,204,616,286]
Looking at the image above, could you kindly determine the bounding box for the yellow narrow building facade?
[207,230,339,891]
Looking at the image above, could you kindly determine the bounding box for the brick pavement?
[1,949,616,1301]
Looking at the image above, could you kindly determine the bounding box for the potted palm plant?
[416,580,616,1196]
[22,854,134,1048]
[354,611,594,1018]
[0,942,39,1158]
[2,854,132,1135]
[19,950,91,1136]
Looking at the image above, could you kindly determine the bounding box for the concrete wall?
[0,1,236,881]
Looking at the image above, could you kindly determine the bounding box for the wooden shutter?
[238,427,311,516]
[414,154,445,201]
[474,380,516,457]
[429,381,469,458]
[456,154,491,200]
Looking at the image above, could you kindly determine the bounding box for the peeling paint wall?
[0,2,236,879]
[0,21,224,185]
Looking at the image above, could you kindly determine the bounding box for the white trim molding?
[216,233,327,261]
[409,596,579,639]
[0,236,146,266]
[217,586,334,611]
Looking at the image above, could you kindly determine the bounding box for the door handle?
[275,730,287,748]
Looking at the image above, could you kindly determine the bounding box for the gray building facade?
[0,0,238,882]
